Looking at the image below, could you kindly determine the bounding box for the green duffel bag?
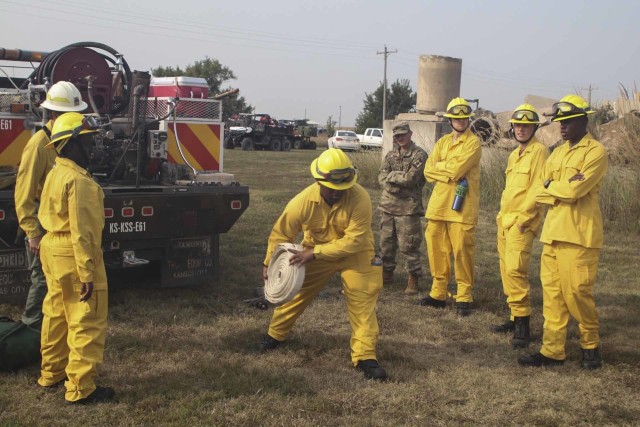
[0,316,41,372]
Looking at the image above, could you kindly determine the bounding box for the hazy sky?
[1,0,638,126]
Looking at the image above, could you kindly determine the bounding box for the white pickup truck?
[356,128,384,150]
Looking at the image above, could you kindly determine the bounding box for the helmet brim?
[509,119,541,124]
[40,99,89,112]
[443,113,474,119]
[45,128,97,150]
[551,111,593,122]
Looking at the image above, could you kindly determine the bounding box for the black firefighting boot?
[356,359,388,381]
[580,347,602,370]
[518,352,564,367]
[418,295,446,308]
[511,316,530,349]
[491,320,515,334]
[455,302,473,317]
[259,335,283,352]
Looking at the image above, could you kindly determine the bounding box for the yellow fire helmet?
[46,112,98,153]
[551,94,595,122]
[509,103,541,124]
[310,148,358,190]
[443,97,474,119]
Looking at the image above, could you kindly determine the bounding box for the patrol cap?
[392,121,411,136]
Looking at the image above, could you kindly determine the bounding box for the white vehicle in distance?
[327,130,360,151]
[356,128,384,150]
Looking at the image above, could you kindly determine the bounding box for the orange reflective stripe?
[166,123,220,171]
[0,119,32,166]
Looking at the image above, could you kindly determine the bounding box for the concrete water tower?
[383,54,462,154]
[416,55,462,115]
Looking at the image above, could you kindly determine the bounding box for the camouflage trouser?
[21,238,47,330]
[379,212,425,276]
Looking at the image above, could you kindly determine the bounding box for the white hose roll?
[264,243,306,306]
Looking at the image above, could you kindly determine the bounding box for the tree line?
[153,57,417,128]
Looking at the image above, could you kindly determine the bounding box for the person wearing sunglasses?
[378,121,428,295]
[259,148,387,380]
[418,97,482,317]
[37,112,115,403]
[493,104,549,348]
[518,94,607,370]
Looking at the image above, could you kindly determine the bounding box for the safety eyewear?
[551,102,589,117]
[511,110,539,122]
[446,104,472,116]
[71,115,100,138]
[315,164,356,184]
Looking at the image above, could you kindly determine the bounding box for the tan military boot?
[404,274,419,295]
[382,270,394,285]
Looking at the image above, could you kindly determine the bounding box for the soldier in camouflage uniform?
[378,121,428,295]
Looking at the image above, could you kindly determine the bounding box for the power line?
[0,7,384,65]
[0,0,382,53]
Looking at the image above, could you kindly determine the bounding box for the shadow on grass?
[124,358,317,404]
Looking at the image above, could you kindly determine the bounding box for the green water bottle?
[452,177,468,211]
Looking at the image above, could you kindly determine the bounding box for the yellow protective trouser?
[268,249,382,365]
[38,235,108,402]
[540,241,600,361]
[497,225,534,318]
[425,220,475,303]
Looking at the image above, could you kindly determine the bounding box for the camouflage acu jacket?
[378,142,428,216]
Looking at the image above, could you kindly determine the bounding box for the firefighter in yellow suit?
[15,81,87,330]
[419,97,481,316]
[259,148,386,380]
[519,95,607,369]
[493,104,549,348]
[37,112,115,403]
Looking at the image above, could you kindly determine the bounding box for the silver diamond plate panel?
[142,98,221,121]
[0,90,30,114]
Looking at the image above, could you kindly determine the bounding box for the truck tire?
[281,138,292,151]
[293,139,302,150]
[224,135,234,149]
[309,141,317,150]
[268,138,281,151]
[241,137,254,151]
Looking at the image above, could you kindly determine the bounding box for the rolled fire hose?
[264,243,306,306]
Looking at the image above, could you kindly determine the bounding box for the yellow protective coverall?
[264,183,382,365]
[14,122,57,327]
[37,157,108,402]
[496,139,549,318]
[15,121,56,239]
[423,128,481,303]
[535,134,607,361]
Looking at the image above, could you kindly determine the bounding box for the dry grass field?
[1,143,639,426]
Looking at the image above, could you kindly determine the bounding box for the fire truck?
[0,42,249,306]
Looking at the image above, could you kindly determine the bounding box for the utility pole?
[580,84,599,105]
[339,105,342,128]
[377,44,397,125]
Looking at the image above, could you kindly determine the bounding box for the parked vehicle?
[0,42,249,306]
[225,113,293,151]
[356,128,384,150]
[291,119,318,150]
[327,130,360,151]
